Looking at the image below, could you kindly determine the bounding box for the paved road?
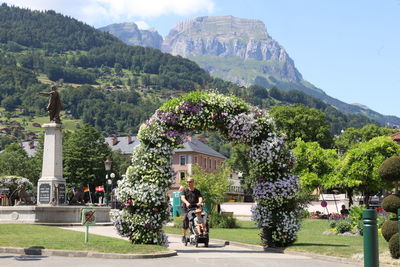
[0,225,362,267]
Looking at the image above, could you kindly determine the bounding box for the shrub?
[335,220,352,234]
[382,195,400,213]
[329,220,337,228]
[300,209,310,219]
[389,233,400,259]
[349,205,365,227]
[357,220,364,236]
[377,212,391,229]
[382,219,398,242]
[209,213,238,228]
[379,156,400,183]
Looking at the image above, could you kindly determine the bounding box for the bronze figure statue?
[15,184,33,205]
[69,187,85,205]
[39,85,62,124]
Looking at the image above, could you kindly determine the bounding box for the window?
[208,159,211,169]
[194,156,197,164]
[214,160,217,169]
[180,155,186,165]
[180,172,186,180]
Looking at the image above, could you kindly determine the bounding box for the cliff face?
[162,16,302,83]
[99,22,163,49]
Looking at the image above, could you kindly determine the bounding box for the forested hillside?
[0,4,378,145]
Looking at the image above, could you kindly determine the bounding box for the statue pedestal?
[37,123,66,206]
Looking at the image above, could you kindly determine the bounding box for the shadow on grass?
[292,243,348,248]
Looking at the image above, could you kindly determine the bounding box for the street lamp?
[108,173,115,207]
[104,159,112,206]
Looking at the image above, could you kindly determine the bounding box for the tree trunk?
[363,192,370,209]
[347,188,353,207]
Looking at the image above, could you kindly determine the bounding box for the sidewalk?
[59,225,364,266]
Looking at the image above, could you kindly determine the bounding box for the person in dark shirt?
[340,204,349,216]
[180,177,203,242]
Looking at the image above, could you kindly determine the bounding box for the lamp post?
[104,159,112,206]
[108,172,115,207]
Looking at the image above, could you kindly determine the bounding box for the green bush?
[389,233,400,259]
[382,219,398,242]
[209,213,238,228]
[349,205,365,228]
[329,220,337,228]
[335,220,352,234]
[379,156,400,183]
[300,209,310,219]
[377,213,392,229]
[382,195,400,213]
[357,220,364,236]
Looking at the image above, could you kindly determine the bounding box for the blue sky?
[3,0,400,117]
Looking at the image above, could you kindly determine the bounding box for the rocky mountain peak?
[162,16,302,83]
[99,22,163,49]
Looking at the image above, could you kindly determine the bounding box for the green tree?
[292,139,339,192]
[0,143,40,184]
[226,144,251,190]
[183,164,232,212]
[1,95,21,111]
[338,136,400,206]
[110,149,132,182]
[63,124,111,188]
[269,104,333,148]
[334,124,397,153]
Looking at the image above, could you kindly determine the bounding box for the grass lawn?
[289,219,388,258]
[0,224,169,254]
[0,113,80,132]
[164,218,389,258]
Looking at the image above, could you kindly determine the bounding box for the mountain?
[0,3,120,52]
[99,16,400,127]
[163,16,303,85]
[99,22,163,50]
[0,4,390,138]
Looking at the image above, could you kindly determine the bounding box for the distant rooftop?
[21,136,226,159]
[174,137,226,159]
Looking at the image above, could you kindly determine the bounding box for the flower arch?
[115,91,301,247]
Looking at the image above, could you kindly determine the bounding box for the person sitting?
[340,204,349,215]
[194,208,207,235]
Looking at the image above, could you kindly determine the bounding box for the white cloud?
[2,0,215,26]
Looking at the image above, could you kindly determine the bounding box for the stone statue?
[69,187,85,205]
[51,184,59,206]
[39,85,62,124]
[15,184,33,205]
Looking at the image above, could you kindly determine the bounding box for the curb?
[207,237,364,265]
[0,247,177,259]
[206,237,400,267]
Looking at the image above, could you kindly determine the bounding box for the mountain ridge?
[99,16,400,126]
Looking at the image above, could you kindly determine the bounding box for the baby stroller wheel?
[204,241,208,247]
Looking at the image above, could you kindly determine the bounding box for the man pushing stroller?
[181,177,203,242]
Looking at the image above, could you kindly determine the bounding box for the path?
[0,225,362,266]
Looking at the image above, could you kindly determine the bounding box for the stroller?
[184,207,209,247]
